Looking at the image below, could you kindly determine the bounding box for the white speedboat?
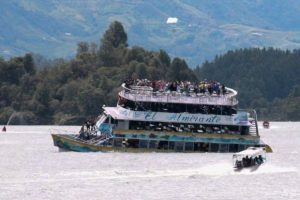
[233,147,266,169]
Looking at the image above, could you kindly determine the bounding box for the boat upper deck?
[119,81,238,106]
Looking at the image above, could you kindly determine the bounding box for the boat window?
[200,143,209,152]
[175,142,184,152]
[210,143,219,152]
[139,140,148,148]
[219,144,229,152]
[185,142,194,151]
[110,118,118,126]
[127,139,139,148]
[238,144,246,151]
[117,120,129,129]
[240,126,249,135]
[168,142,175,150]
[194,143,209,152]
[158,141,169,150]
[194,142,201,151]
[127,120,245,136]
[229,144,239,152]
[149,140,158,149]
[120,100,237,116]
[113,138,123,147]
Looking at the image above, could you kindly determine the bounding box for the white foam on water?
[2,161,297,186]
[249,164,297,174]
[232,163,298,176]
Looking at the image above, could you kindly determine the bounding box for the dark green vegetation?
[1,21,299,124]
[2,1,300,67]
[0,21,196,125]
[194,48,300,121]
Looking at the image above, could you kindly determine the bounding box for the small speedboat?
[233,147,266,169]
[263,121,270,129]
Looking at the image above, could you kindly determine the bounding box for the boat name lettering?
[167,113,220,123]
[117,107,248,125]
[144,112,156,120]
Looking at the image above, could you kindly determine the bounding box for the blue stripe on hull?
[52,134,98,152]
[114,133,261,145]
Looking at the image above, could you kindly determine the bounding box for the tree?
[101,21,128,48]
[23,53,36,75]
[77,42,89,56]
[98,21,128,67]
[158,49,171,68]
[167,57,197,81]
[6,57,26,84]
[136,63,147,79]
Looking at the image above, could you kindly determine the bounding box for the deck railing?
[238,109,259,137]
[120,83,238,106]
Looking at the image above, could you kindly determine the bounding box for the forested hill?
[0,21,196,125]
[194,48,300,120]
[2,0,300,67]
[1,22,299,125]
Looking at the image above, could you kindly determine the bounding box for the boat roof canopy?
[233,147,266,157]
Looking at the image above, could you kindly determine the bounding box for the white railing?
[120,83,238,106]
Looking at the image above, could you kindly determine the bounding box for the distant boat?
[2,126,6,132]
[233,147,266,169]
[263,121,270,129]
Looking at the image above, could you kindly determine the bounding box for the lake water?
[0,122,299,200]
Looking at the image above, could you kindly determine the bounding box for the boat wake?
[238,163,297,175]
[0,162,297,185]
[109,163,297,179]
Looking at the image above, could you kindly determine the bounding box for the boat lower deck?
[52,131,272,153]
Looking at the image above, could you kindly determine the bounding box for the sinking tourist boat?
[263,121,270,129]
[51,79,272,153]
[233,147,266,169]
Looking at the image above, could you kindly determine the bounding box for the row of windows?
[112,138,251,152]
[128,121,250,135]
[118,98,237,115]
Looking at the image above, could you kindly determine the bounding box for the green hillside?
[2,0,300,67]
[194,48,300,120]
[1,21,300,124]
[0,21,196,125]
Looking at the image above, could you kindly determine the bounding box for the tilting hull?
[51,80,273,153]
[52,134,111,152]
[52,131,272,153]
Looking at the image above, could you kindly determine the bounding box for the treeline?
[0,21,196,125]
[194,48,300,120]
[1,21,299,124]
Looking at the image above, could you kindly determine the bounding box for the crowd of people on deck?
[129,121,243,135]
[124,78,227,96]
[242,155,264,167]
[78,118,97,140]
[118,96,237,115]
